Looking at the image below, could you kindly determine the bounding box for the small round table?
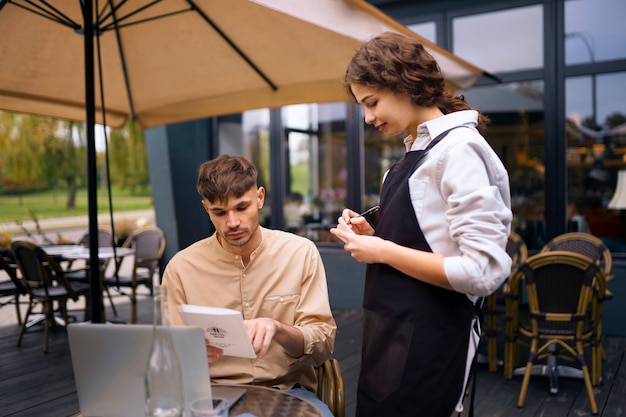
[218,384,323,417]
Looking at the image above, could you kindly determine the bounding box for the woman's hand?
[330,208,375,241]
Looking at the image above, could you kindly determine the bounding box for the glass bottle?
[145,285,184,417]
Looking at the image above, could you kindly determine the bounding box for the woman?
[330,32,512,417]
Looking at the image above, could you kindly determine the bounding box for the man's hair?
[197,154,258,203]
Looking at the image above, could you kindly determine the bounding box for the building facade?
[145,0,626,332]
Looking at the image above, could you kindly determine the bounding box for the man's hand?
[245,317,305,359]
[205,341,224,364]
[245,317,279,358]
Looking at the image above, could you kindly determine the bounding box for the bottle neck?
[153,284,172,328]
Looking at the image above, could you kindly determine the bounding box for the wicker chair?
[316,358,345,417]
[0,252,27,325]
[64,225,118,281]
[103,226,166,323]
[11,241,91,353]
[540,231,612,383]
[483,231,527,372]
[504,251,606,415]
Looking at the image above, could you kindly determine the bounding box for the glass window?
[453,5,543,73]
[461,81,546,249]
[407,21,436,43]
[282,103,349,244]
[565,0,626,65]
[566,71,626,250]
[239,109,271,226]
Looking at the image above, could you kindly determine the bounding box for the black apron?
[356,129,475,417]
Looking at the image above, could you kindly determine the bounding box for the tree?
[0,111,86,209]
[107,119,150,194]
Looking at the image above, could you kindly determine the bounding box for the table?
[218,384,324,417]
[41,245,134,260]
[40,245,135,322]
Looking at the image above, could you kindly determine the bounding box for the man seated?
[162,154,337,416]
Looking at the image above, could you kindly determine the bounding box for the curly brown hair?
[197,154,258,203]
[344,31,488,132]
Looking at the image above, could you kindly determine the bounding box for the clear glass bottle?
[145,285,184,417]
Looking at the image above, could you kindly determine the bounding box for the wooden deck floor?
[1,296,625,417]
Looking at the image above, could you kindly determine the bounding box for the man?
[162,154,337,415]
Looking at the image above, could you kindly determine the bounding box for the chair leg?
[517,338,539,408]
[131,288,137,324]
[43,301,54,354]
[14,293,22,325]
[105,286,118,316]
[17,301,34,347]
[517,358,534,408]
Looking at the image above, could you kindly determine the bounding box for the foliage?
[0,111,151,201]
[107,119,150,193]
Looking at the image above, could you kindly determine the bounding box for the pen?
[347,205,380,224]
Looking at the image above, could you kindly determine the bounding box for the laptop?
[68,323,218,417]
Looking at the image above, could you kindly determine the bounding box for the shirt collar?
[406,110,479,151]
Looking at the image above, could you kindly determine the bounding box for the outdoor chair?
[103,226,166,324]
[0,252,27,325]
[504,251,606,415]
[540,231,613,382]
[316,358,345,417]
[10,240,91,353]
[540,231,614,294]
[64,225,118,281]
[482,231,528,372]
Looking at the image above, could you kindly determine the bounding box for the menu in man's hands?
[180,304,256,358]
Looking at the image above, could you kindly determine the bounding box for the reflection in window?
[566,71,626,250]
[281,103,349,244]
[565,0,626,64]
[453,5,543,73]
[241,109,271,227]
[462,82,546,248]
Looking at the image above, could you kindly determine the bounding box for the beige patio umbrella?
[0,0,488,129]
[0,0,490,321]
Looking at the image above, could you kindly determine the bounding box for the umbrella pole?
[84,0,103,323]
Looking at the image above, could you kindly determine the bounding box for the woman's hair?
[197,154,258,203]
[344,31,488,132]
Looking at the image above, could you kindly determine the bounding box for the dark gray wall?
[146,119,216,269]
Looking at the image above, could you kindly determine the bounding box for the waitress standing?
[331,32,512,417]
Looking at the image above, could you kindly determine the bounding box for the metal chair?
[316,358,345,417]
[504,251,606,415]
[0,251,27,325]
[103,226,166,323]
[10,240,91,353]
[482,231,528,372]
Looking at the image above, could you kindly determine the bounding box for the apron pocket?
[359,308,414,402]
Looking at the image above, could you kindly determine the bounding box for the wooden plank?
[1,298,626,417]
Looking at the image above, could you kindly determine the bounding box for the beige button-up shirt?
[162,227,337,392]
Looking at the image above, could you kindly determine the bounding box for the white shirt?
[401,110,513,297]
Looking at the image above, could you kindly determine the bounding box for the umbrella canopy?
[0,0,488,129]
[0,0,490,322]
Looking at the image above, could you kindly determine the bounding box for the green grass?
[0,188,153,223]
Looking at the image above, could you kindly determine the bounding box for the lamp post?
[565,31,597,128]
